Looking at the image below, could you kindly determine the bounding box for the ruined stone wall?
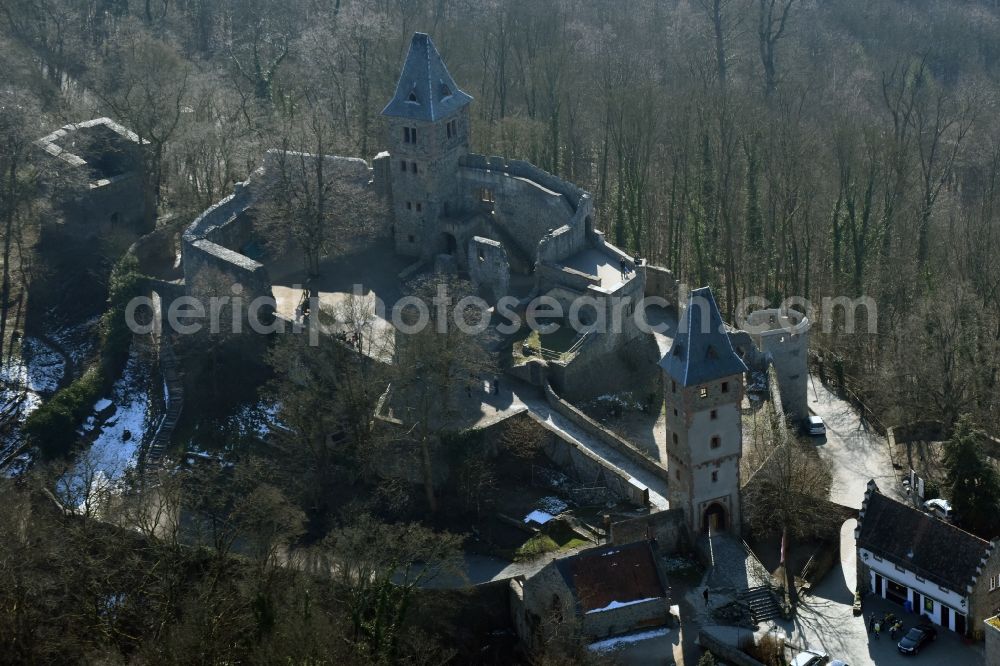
[549,331,660,403]
[456,167,576,260]
[468,236,510,303]
[643,264,679,308]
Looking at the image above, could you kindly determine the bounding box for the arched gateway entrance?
[703,502,728,533]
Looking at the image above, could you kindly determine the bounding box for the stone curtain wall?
[526,411,650,507]
[610,509,689,552]
[182,150,375,310]
[542,383,665,479]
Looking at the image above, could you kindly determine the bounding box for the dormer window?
[440,83,452,98]
[672,344,683,357]
[407,89,419,103]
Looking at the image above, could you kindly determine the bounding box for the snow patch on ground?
[59,347,156,507]
[587,627,670,652]
[0,336,65,397]
[585,597,660,614]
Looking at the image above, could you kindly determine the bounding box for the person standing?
[868,614,876,633]
[873,621,881,640]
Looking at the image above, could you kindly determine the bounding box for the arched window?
[440,83,452,98]
[407,90,418,103]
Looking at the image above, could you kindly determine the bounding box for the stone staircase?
[144,333,183,470]
[738,585,783,623]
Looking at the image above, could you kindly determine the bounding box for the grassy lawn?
[514,521,590,561]
[512,320,582,364]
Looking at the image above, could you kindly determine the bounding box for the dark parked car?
[898,624,937,655]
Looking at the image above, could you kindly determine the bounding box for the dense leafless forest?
[5,0,1000,433]
[2,0,1000,662]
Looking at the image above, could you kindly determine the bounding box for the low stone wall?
[610,509,689,552]
[984,617,1000,666]
[698,630,767,666]
[543,383,665,480]
[582,597,670,638]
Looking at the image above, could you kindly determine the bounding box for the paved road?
[806,376,901,508]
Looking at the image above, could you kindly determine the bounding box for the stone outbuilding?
[856,480,1000,638]
[510,541,670,651]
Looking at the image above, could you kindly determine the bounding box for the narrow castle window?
[479,187,495,203]
[699,386,708,399]
[672,433,678,445]
[411,161,418,173]
[403,127,411,143]
[711,471,718,482]
[400,160,407,172]
[406,201,412,210]
[710,409,717,420]
[671,380,676,393]
[416,202,422,212]
[711,436,720,449]
[721,381,729,393]
[404,126,418,143]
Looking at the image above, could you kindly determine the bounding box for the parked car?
[898,623,937,655]
[804,415,826,436]
[790,649,829,666]
[923,498,953,521]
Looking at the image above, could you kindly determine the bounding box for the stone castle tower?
[662,287,748,535]
[381,33,472,258]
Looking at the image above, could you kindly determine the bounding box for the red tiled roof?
[556,541,666,613]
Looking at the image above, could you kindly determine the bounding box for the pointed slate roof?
[660,287,747,386]
[381,33,472,122]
